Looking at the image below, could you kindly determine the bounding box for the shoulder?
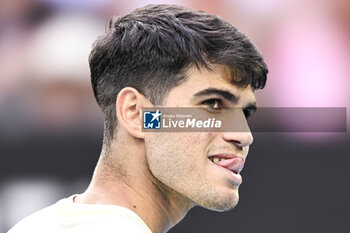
[7,200,61,233]
[81,213,151,233]
[8,196,152,233]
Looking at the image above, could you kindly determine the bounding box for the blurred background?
[0,0,349,232]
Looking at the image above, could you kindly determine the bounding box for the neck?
[75,143,193,233]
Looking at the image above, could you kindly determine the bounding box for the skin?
[75,64,256,233]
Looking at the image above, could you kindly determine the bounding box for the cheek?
[144,133,211,181]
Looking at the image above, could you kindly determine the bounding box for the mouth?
[208,155,245,175]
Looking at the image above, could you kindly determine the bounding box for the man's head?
[89,4,267,146]
[89,4,267,213]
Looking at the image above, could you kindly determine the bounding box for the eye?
[202,98,223,110]
[243,109,254,119]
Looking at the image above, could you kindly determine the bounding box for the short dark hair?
[89,4,268,145]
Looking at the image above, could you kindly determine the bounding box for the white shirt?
[8,195,153,233]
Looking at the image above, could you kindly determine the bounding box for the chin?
[196,190,240,212]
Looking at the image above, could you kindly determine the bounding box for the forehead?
[164,64,256,106]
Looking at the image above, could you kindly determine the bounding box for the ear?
[116,87,146,139]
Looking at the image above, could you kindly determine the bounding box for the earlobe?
[116,87,146,139]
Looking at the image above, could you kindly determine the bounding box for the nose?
[221,108,254,148]
[221,131,254,148]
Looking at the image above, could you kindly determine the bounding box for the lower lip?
[209,160,243,185]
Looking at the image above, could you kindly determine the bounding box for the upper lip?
[208,153,245,162]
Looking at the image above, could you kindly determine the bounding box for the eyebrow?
[193,88,239,104]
